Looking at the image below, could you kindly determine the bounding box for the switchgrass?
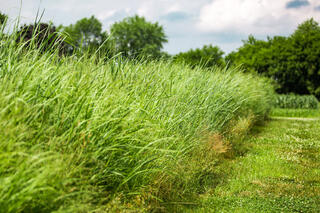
[274,94,319,109]
[0,30,274,211]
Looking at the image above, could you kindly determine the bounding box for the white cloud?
[135,0,210,20]
[3,0,320,54]
[136,0,181,20]
[198,0,320,35]
[97,10,117,20]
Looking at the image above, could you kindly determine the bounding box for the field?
[189,114,320,212]
[1,30,319,212]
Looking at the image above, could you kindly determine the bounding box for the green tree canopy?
[175,44,225,68]
[60,15,105,49]
[226,35,273,73]
[289,18,320,97]
[110,15,168,59]
[226,19,320,98]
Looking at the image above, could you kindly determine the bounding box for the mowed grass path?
[190,117,320,212]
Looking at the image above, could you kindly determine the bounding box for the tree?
[226,35,306,94]
[175,44,225,68]
[226,19,320,98]
[225,35,274,73]
[60,15,104,50]
[110,15,168,59]
[289,18,320,97]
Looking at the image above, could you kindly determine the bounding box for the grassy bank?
[0,34,274,211]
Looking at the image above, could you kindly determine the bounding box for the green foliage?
[0,12,7,26]
[110,15,168,59]
[59,15,112,56]
[58,15,167,59]
[226,35,273,73]
[270,108,320,118]
[61,15,103,47]
[227,19,320,98]
[0,32,274,211]
[289,19,320,97]
[274,94,319,109]
[174,44,225,68]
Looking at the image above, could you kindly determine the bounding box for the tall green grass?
[0,30,274,211]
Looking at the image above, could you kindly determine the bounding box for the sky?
[1,0,320,55]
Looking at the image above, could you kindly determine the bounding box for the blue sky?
[1,0,320,55]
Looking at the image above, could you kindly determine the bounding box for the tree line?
[174,19,320,99]
[0,13,168,59]
[1,11,320,98]
[227,19,320,99]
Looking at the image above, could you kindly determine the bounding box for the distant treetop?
[226,18,320,98]
[110,15,168,59]
[174,44,225,68]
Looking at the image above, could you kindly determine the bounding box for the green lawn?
[180,115,320,212]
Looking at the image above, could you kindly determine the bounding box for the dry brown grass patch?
[205,133,231,154]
